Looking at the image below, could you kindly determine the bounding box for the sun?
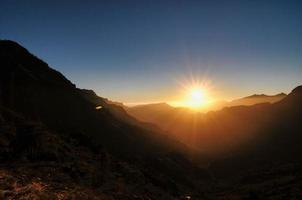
[186,88,209,109]
[168,75,213,110]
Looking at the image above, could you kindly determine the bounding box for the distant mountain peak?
[276,92,287,96]
[133,102,170,108]
[291,85,302,95]
[0,40,36,60]
[79,89,98,96]
[0,39,75,88]
[0,39,25,47]
[245,94,267,98]
[243,93,286,99]
[148,102,169,106]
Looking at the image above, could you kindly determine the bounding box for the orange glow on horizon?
[125,75,216,110]
[170,74,214,110]
[171,87,211,110]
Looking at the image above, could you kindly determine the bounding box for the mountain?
[0,40,210,199]
[0,40,193,157]
[1,40,302,199]
[206,86,302,198]
[126,103,197,146]
[128,87,302,198]
[127,89,300,159]
[200,93,286,112]
[126,103,192,124]
[126,93,287,153]
[203,93,285,112]
[78,89,164,133]
[222,93,285,107]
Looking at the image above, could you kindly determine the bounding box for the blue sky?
[1,0,302,103]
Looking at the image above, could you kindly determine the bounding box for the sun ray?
[172,74,214,110]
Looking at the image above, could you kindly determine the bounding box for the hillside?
[0,40,210,199]
[126,93,288,154]
[1,40,302,199]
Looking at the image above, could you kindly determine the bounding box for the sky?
[1,0,302,104]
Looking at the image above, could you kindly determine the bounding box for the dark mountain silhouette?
[1,40,302,199]
[0,40,193,157]
[206,86,302,198]
[0,40,210,199]
[78,89,166,134]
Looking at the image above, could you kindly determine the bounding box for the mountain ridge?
[1,40,302,199]
[0,40,210,199]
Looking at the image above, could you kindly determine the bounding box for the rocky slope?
[0,40,210,199]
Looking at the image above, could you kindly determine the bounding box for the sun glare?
[186,88,209,109]
[169,75,214,110]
